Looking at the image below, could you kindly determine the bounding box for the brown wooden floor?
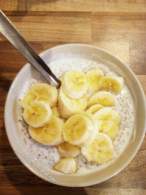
[0,1,146,195]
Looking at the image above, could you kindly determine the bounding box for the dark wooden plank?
[0,0,26,11]
[0,41,61,72]
[0,186,146,195]
[0,13,91,43]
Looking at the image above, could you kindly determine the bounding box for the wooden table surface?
[0,1,146,195]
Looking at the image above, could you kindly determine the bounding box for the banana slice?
[62,71,88,99]
[53,158,77,174]
[28,115,63,145]
[22,83,58,108]
[87,68,104,94]
[94,107,120,125]
[86,104,103,115]
[99,75,124,93]
[58,142,80,157]
[82,112,100,133]
[23,101,52,128]
[81,133,114,164]
[63,113,95,146]
[98,120,119,140]
[52,106,60,117]
[58,89,87,118]
[88,91,116,107]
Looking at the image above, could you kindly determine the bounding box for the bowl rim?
[4,43,146,187]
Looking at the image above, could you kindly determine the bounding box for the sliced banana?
[98,120,119,140]
[23,101,52,128]
[53,158,77,174]
[94,107,120,125]
[58,142,80,157]
[88,91,116,107]
[87,68,104,94]
[52,106,60,117]
[62,71,88,99]
[63,113,95,146]
[22,83,58,108]
[81,133,114,164]
[80,112,100,136]
[99,75,124,93]
[58,88,87,118]
[28,115,63,145]
[86,104,103,115]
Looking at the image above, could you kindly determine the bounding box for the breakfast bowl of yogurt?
[4,44,146,187]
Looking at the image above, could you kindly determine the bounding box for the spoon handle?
[0,10,61,88]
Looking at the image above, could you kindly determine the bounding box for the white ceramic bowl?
[4,44,146,187]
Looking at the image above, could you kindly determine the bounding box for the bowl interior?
[5,44,146,187]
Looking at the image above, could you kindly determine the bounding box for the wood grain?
[1,0,146,13]
[0,13,91,43]
[0,1,146,195]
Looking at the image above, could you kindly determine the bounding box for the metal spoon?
[0,10,61,88]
